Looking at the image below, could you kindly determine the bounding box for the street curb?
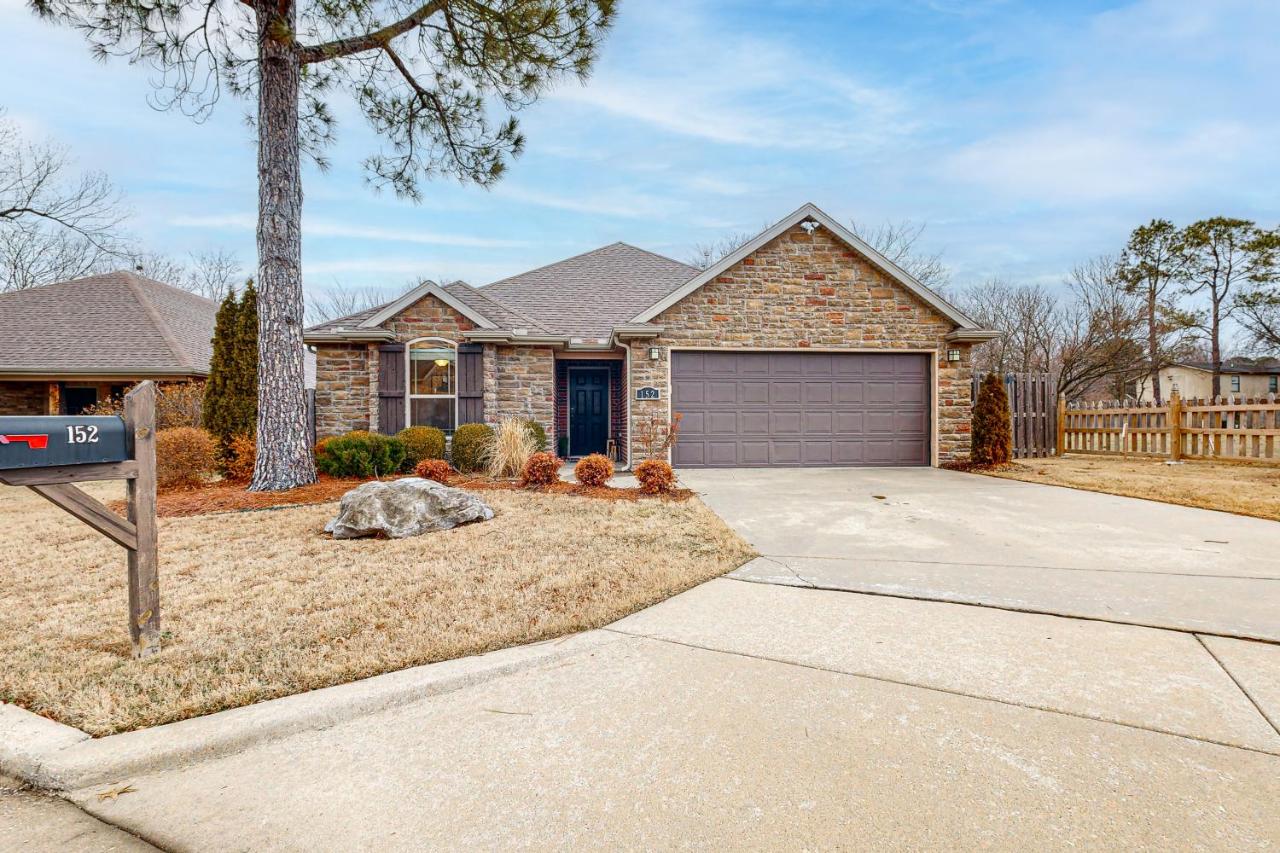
[1,630,616,792]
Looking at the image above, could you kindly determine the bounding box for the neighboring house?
[305,203,997,468]
[1138,359,1280,401]
[0,271,217,415]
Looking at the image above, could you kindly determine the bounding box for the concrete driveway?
[20,467,1280,850]
[681,467,1280,641]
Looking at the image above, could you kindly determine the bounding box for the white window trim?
[406,336,459,431]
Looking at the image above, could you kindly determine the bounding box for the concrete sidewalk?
[56,583,1280,850]
[681,467,1280,640]
[1,775,156,853]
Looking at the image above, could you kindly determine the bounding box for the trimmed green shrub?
[397,425,446,470]
[451,422,494,473]
[523,420,548,452]
[315,430,407,478]
[971,373,1013,466]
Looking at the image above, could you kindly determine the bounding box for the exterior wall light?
[946,349,961,363]
[648,347,661,361]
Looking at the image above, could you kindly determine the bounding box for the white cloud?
[173,213,532,248]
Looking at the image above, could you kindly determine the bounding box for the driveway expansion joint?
[601,627,1280,758]
[1196,634,1280,737]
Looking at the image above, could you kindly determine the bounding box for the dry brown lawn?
[982,454,1280,521]
[0,483,754,736]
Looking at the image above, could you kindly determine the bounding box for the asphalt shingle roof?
[305,244,695,341]
[476,243,698,339]
[0,271,217,375]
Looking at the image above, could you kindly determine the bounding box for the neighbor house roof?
[0,271,217,377]
[304,203,994,347]
[1175,359,1280,375]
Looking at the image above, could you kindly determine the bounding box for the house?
[0,271,219,415]
[1138,358,1280,401]
[305,203,997,468]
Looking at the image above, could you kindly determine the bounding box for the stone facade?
[490,345,555,437]
[628,224,973,463]
[314,344,374,437]
[0,381,50,415]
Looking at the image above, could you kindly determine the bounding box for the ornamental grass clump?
[520,451,561,488]
[574,453,613,487]
[634,458,676,495]
[314,430,406,478]
[971,372,1013,467]
[397,426,446,470]
[450,423,493,473]
[414,458,454,484]
[487,417,537,479]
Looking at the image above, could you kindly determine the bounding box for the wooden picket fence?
[973,373,1058,459]
[1059,391,1280,463]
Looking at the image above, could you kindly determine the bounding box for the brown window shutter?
[377,343,406,434]
[457,343,485,426]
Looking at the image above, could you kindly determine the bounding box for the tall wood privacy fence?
[1059,392,1280,463]
[972,373,1058,459]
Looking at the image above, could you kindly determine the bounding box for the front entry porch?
[554,358,627,464]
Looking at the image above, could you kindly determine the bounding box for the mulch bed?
[940,460,1033,474]
[113,474,694,519]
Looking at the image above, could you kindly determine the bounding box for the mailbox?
[0,416,129,469]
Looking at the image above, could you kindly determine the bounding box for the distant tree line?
[961,218,1280,401]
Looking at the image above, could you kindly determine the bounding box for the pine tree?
[202,288,239,449]
[971,373,1013,467]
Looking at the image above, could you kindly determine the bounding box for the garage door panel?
[804,382,833,405]
[739,411,770,434]
[671,351,930,468]
[741,381,770,404]
[803,411,833,434]
[674,380,704,405]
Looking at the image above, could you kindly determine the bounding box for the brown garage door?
[671,351,930,468]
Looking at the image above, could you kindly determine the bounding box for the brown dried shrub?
[155,427,218,490]
[414,458,455,484]
[222,434,256,482]
[520,452,562,488]
[634,458,676,494]
[574,453,614,487]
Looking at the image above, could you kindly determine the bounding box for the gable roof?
[0,271,217,376]
[477,243,697,339]
[630,203,982,330]
[359,280,498,330]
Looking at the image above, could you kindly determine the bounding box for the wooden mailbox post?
[0,381,159,658]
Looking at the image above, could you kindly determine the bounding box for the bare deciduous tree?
[131,248,245,299]
[849,219,949,292]
[305,283,402,325]
[686,232,754,271]
[959,256,1154,402]
[0,111,132,291]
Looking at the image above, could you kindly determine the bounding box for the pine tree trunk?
[249,0,317,491]
[1147,290,1162,404]
[1210,300,1222,399]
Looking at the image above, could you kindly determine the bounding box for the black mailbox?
[0,416,129,469]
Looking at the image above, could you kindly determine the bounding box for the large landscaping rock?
[324,477,494,540]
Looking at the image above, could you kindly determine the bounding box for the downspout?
[619,341,632,471]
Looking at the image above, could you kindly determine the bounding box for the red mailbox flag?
[0,434,49,449]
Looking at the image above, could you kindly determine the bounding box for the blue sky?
[2,0,1277,299]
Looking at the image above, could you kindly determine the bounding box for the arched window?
[407,337,457,431]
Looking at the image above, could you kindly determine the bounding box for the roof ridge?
[611,241,699,275]
[482,241,654,290]
[121,271,196,371]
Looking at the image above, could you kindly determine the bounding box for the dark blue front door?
[569,370,609,456]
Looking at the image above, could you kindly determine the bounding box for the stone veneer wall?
[489,345,555,437]
[628,224,974,463]
[313,344,373,437]
[0,381,50,415]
